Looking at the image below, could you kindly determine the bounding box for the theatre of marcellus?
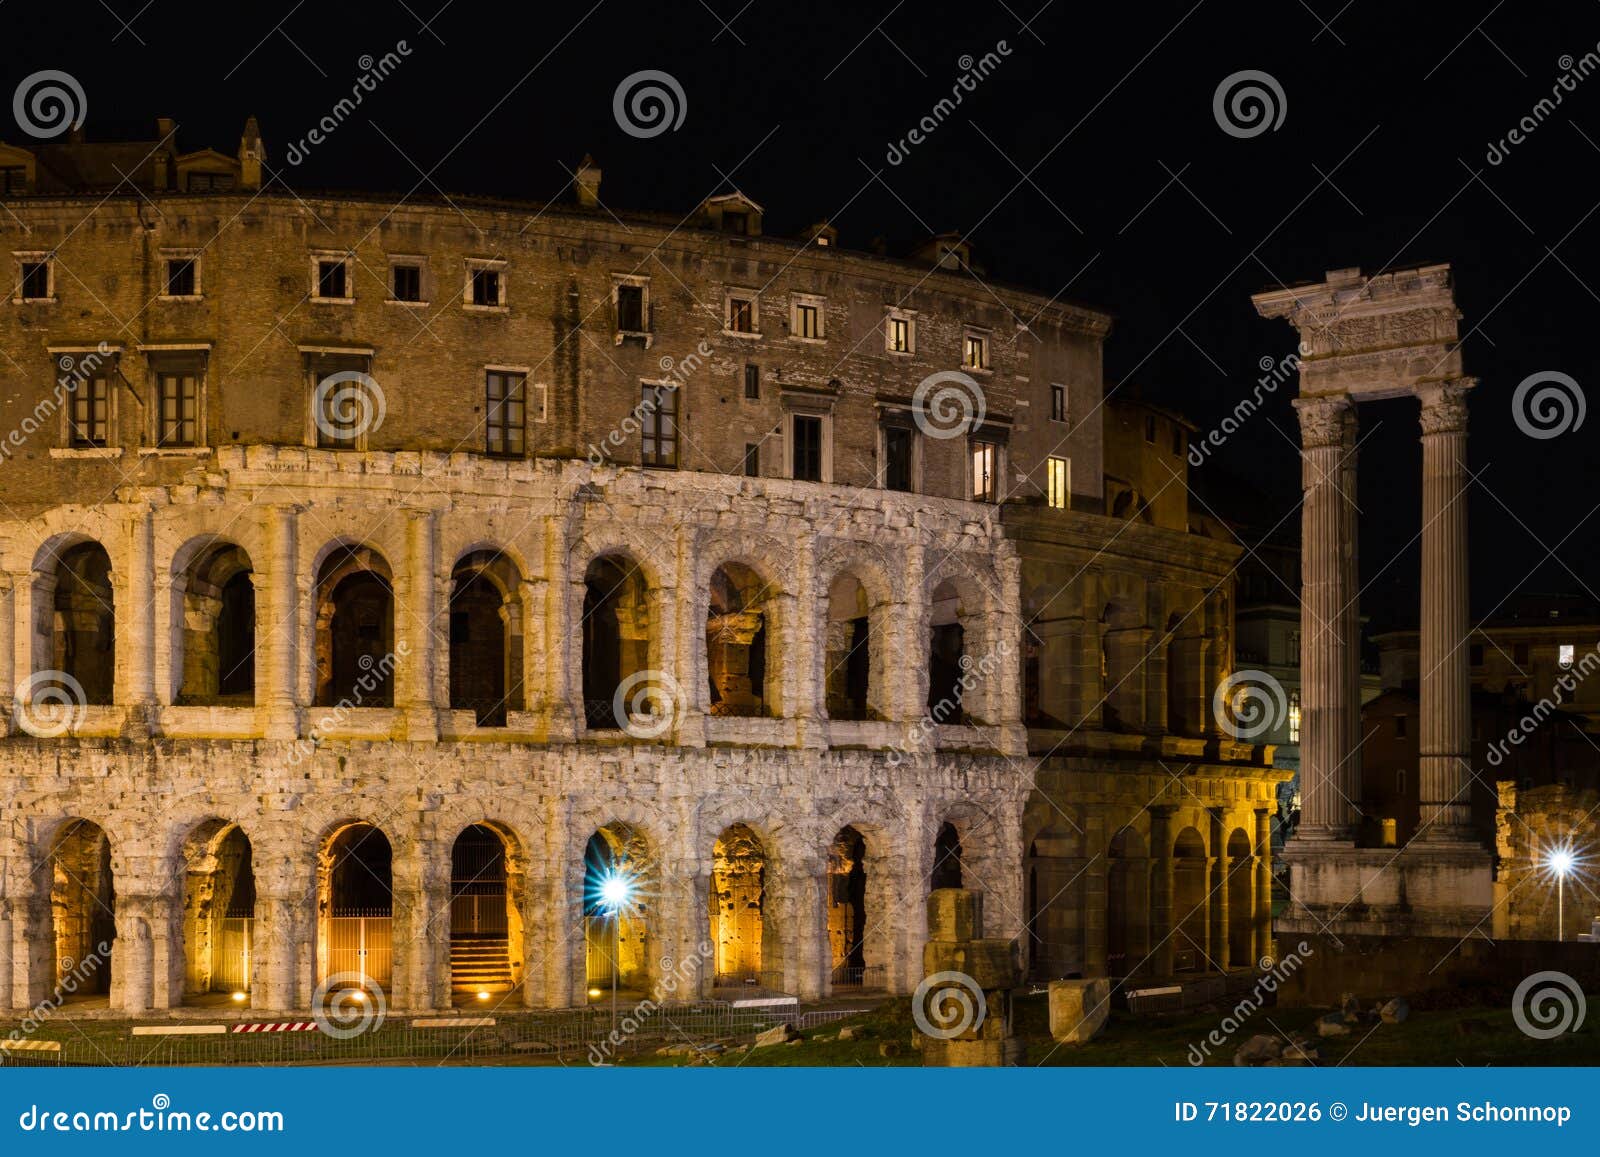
[0,119,1294,1016]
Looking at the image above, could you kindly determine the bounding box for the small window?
[722,210,749,235]
[971,439,999,502]
[69,371,111,448]
[728,294,757,334]
[470,267,501,307]
[165,258,197,297]
[743,443,760,477]
[1050,384,1066,422]
[617,283,645,332]
[884,425,914,492]
[1144,415,1157,444]
[792,414,823,482]
[316,259,348,300]
[187,171,235,192]
[1287,691,1301,744]
[793,300,822,340]
[743,363,760,399]
[887,314,913,354]
[1047,456,1069,509]
[1395,715,1408,739]
[963,332,988,370]
[640,383,678,468]
[1560,643,1575,669]
[485,371,527,458]
[1,167,26,196]
[19,259,50,301]
[157,373,200,447]
[392,264,422,303]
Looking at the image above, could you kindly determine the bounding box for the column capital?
[1292,393,1354,448]
[1417,377,1475,435]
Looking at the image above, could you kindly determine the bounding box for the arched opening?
[931,821,964,890]
[927,579,967,723]
[705,563,776,717]
[581,553,650,730]
[824,571,874,720]
[178,822,255,1002]
[318,823,393,991]
[583,825,653,999]
[449,824,523,999]
[1106,826,1148,979]
[710,823,768,987]
[314,547,395,708]
[46,819,116,999]
[51,542,115,705]
[1172,827,1207,973]
[449,551,525,727]
[827,826,867,986]
[1226,828,1253,966]
[176,543,256,705]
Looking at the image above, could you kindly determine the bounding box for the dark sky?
[6,0,1600,631]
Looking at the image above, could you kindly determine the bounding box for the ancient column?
[123,505,157,735]
[403,509,439,741]
[1208,808,1229,972]
[0,574,13,733]
[1148,805,1175,975]
[1417,380,1476,839]
[262,505,301,739]
[1292,395,1359,839]
[1253,807,1273,962]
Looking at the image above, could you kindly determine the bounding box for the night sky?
[5,0,1599,631]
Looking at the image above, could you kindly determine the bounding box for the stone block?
[926,888,983,942]
[1047,977,1109,1045]
[922,939,1016,990]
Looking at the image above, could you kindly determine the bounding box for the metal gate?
[212,916,252,992]
[327,913,392,988]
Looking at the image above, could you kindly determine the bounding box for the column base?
[1278,839,1492,938]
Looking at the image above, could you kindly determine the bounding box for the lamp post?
[599,871,633,1035]
[1548,847,1575,941]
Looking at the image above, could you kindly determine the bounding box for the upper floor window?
[883,423,915,492]
[970,436,1004,502]
[305,351,374,449]
[1047,456,1069,509]
[2,166,28,196]
[1288,691,1301,744]
[744,363,760,399]
[187,171,235,192]
[1144,415,1158,444]
[466,260,507,310]
[885,309,916,355]
[1051,384,1066,422]
[390,261,424,303]
[15,253,52,302]
[963,329,989,371]
[1286,630,1301,665]
[615,280,647,333]
[68,368,111,448]
[725,289,759,336]
[313,254,351,301]
[157,372,200,447]
[640,383,678,468]
[791,294,824,341]
[791,414,824,482]
[485,370,526,457]
[163,253,200,298]
[1172,424,1186,456]
[743,442,760,477]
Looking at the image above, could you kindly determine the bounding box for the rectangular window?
[887,315,911,353]
[1047,456,1069,509]
[963,332,988,370]
[617,283,644,331]
[792,415,823,482]
[1286,630,1300,665]
[744,363,760,399]
[884,425,914,492]
[19,260,49,301]
[723,211,749,235]
[485,371,527,457]
[743,442,760,477]
[392,264,422,302]
[794,302,821,339]
[157,373,200,447]
[316,259,348,300]
[470,267,501,307]
[640,383,678,468]
[308,353,371,448]
[1,166,25,195]
[187,171,235,192]
[69,372,111,447]
[1288,691,1301,743]
[1051,384,1066,422]
[728,295,756,334]
[972,440,998,502]
[165,258,197,297]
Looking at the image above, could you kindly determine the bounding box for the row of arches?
[37,537,989,729]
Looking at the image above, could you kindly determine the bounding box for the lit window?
[1560,644,1575,669]
[971,439,1000,502]
[640,383,678,468]
[963,332,988,370]
[1287,691,1301,744]
[1046,456,1069,509]
[727,292,757,334]
[157,373,200,447]
[887,315,912,353]
[69,370,111,448]
[794,302,821,339]
[485,371,526,457]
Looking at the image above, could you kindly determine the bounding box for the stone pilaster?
[1417,380,1476,840]
[1148,805,1175,976]
[122,506,157,736]
[262,505,301,739]
[402,509,440,742]
[0,574,13,733]
[1253,807,1273,963]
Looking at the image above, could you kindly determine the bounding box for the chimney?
[574,155,601,208]
[238,116,264,190]
[156,117,176,142]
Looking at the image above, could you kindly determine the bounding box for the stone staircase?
[450,936,514,993]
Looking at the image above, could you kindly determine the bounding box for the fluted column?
[1292,395,1359,839]
[1417,380,1476,839]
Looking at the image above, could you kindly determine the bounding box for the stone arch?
[704,560,782,718]
[931,820,964,890]
[316,821,394,991]
[710,822,772,986]
[1226,826,1253,966]
[1106,824,1149,978]
[41,539,116,706]
[448,548,526,726]
[581,822,656,998]
[448,821,526,999]
[173,819,256,1001]
[1172,825,1208,973]
[313,545,395,708]
[41,818,117,998]
[171,540,256,705]
[925,564,999,727]
[826,825,869,985]
[927,579,969,723]
[580,550,654,730]
[1100,594,1145,730]
[823,570,878,720]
